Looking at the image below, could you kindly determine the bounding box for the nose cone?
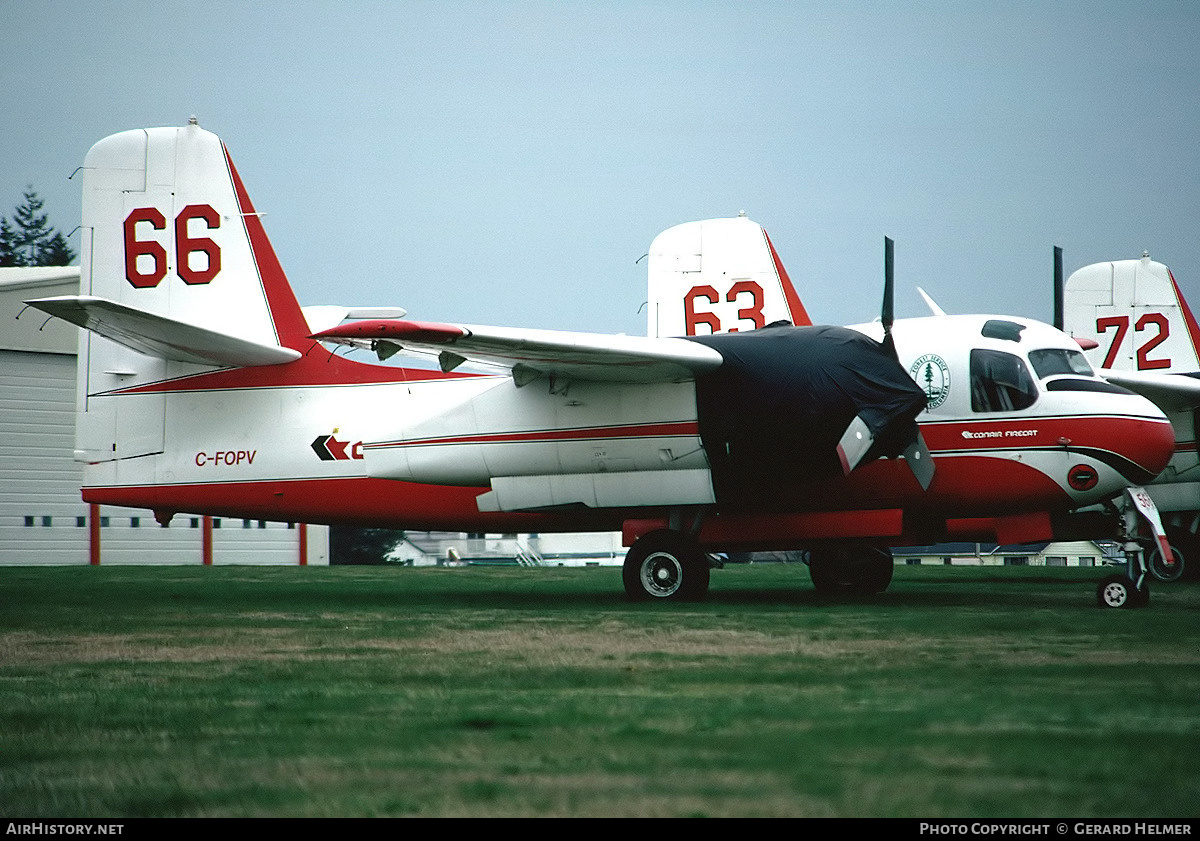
[1118,410,1177,483]
[1091,389,1176,486]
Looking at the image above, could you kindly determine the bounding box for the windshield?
[1028,348,1094,379]
[971,349,1038,412]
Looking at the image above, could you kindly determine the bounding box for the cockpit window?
[970,349,1038,412]
[1028,348,1094,379]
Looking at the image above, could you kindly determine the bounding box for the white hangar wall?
[0,267,328,566]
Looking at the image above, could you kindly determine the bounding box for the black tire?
[622,530,710,602]
[1164,527,1200,583]
[1148,543,1185,583]
[808,546,894,595]
[1097,574,1148,609]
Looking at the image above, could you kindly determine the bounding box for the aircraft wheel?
[623,530,710,602]
[1096,574,1148,609]
[1148,544,1185,583]
[809,546,894,595]
[1164,527,1200,582]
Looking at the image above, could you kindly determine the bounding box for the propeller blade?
[1056,244,1065,328]
[836,414,874,475]
[881,236,897,359]
[902,430,935,491]
[883,236,895,332]
[837,413,936,491]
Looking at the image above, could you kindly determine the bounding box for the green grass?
[0,563,1197,818]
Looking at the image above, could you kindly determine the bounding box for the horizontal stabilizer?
[1100,368,1200,413]
[27,295,301,368]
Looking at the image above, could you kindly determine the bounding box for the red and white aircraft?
[1064,252,1200,583]
[27,123,1176,603]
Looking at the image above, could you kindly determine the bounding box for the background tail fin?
[1065,254,1200,373]
[646,215,811,337]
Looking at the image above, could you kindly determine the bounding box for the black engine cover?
[690,325,927,509]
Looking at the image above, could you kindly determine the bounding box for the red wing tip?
[311,319,466,343]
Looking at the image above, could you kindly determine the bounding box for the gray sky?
[3,0,1198,335]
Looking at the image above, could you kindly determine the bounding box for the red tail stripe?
[762,230,811,327]
[223,145,311,350]
[1169,269,1200,366]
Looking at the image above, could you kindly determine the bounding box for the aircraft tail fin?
[71,121,310,353]
[646,215,811,337]
[36,121,312,462]
[1064,254,1200,373]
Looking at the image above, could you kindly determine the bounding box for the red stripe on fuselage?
[367,420,701,450]
[82,450,1075,540]
[82,477,626,534]
[918,414,1175,478]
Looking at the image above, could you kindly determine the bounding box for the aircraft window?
[970,349,1038,412]
[1045,378,1132,395]
[1028,348,1094,378]
[981,320,1026,342]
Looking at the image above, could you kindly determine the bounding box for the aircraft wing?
[312,318,725,384]
[1099,368,1200,413]
[316,318,932,488]
[26,295,301,367]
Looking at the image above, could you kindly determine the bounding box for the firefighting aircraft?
[26,123,1176,605]
[1063,251,1200,584]
[643,217,1179,606]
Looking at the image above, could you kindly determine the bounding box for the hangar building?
[0,267,329,565]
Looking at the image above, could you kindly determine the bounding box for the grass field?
[0,562,1197,818]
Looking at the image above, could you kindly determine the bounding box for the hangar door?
[0,350,89,564]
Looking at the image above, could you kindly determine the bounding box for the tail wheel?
[1148,544,1185,583]
[1164,527,1199,582]
[1097,574,1149,609]
[623,530,710,602]
[808,546,894,595]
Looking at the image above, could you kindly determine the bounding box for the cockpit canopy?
[1028,348,1094,378]
[970,349,1037,412]
[970,344,1104,413]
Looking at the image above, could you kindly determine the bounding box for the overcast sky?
[3,1,1197,335]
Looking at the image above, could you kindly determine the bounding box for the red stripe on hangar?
[367,420,701,450]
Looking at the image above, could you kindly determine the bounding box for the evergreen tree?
[0,216,19,267]
[12,187,51,266]
[1,187,76,266]
[36,231,75,266]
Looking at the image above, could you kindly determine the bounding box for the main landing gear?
[806,545,894,596]
[621,530,896,602]
[622,530,711,602]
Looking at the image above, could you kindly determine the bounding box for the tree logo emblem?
[909,354,950,410]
